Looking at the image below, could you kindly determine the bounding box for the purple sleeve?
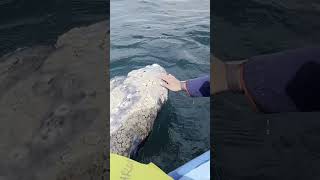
[186,75,210,97]
[243,47,320,113]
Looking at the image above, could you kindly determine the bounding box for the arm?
[160,74,210,97]
[242,47,320,113]
[185,75,210,97]
[213,47,320,113]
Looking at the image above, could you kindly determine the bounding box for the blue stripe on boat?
[168,150,210,180]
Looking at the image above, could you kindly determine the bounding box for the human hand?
[159,73,185,92]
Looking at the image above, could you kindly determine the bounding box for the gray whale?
[110,64,168,157]
[0,21,108,180]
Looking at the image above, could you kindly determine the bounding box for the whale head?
[110,64,168,157]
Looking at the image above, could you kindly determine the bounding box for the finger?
[160,80,170,89]
[160,79,168,84]
[159,74,170,82]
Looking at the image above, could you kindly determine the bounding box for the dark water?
[212,0,320,179]
[213,0,320,59]
[0,0,108,56]
[111,0,210,172]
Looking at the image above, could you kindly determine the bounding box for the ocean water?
[213,0,320,59]
[111,0,210,172]
[0,0,107,56]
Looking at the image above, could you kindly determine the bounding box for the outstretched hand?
[159,73,184,92]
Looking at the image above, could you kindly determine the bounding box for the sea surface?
[111,0,210,172]
[0,0,107,56]
[213,0,320,59]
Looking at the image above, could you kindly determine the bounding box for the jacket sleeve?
[186,75,210,97]
[242,47,320,113]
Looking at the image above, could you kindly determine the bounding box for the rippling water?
[111,0,210,172]
[213,0,320,59]
[0,0,107,56]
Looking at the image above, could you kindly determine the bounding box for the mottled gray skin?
[110,64,168,157]
[0,21,108,180]
[110,106,158,157]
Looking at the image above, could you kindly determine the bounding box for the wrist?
[225,60,247,92]
[180,81,187,92]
